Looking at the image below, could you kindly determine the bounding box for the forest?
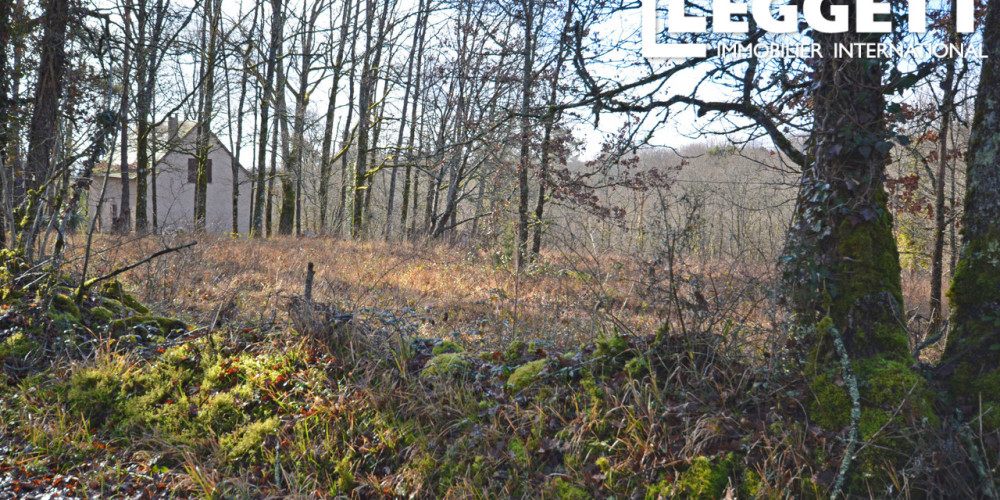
[1,0,999,497]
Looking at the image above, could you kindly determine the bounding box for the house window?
[187,158,213,183]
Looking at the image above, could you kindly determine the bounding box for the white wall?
[88,131,254,235]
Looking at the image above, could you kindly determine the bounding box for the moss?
[507,359,547,391]
[580,370,603,403]
[66,368,124,427]
[0,333,39,361]
[549,477,590,499]
[595,332,629,359]
[421,353,471,378]
[645,478,672,500]
[508,438,529,466]
[505,340,527,363]
[740,468,762,498]
[47,312,80,331]
[89,306,114,323]
[669,454,736,499]
[593,331,633,374]
[99,280,150,314]
[335,454,355,493]
[51,293,80,318]
[432,340,463,356]
[98,297,127,314]
[943,230,1000,423]
[827,201,909,360]
[625,356,649,378]
[222,417,279,458]
[198,392,243,434]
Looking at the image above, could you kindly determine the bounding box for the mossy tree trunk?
[941,0,1000,423]
[785,23,908,363]
[782,5,936,490]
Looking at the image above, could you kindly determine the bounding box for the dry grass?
[64,233,701,350]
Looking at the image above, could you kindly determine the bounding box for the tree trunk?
[513,0,535,274]
[22,0,69,232]
[783,10,934,487]
[194,0,221,231]
[385,0,425,239]
[318,0,352,234]
[252,0,283,238]
[351,0,377,238]
[116,0,135,234]
[941,0,1000,416]
[929,0,961,331]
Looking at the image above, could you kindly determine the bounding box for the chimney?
[168,115,179,141]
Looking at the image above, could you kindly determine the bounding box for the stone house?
[89,116,253,234]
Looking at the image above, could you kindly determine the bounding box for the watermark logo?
[642,0,977,59]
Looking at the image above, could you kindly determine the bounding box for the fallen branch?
[75,240,197,301]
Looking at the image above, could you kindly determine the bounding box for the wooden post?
[305,262,314,302]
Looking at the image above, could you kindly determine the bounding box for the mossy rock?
[98,297,127,314]
[431,340,463,356]
[507,359,547,391]
[421,353,471,378]
[99,280,150,314]
[109,315,188,336]
[51,293,80,318]
[89,306,114,324]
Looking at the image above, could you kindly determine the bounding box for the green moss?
[827,200,909,360]
[943,230,1000,425]
[0,333,39,361]
[52,293,80,318]
[645,478,672,500]
[66,368,124,427]
[198,392,243,434]
[432,340,463,355]
[421,353,471,378]
[335,454,355,493]
[669,454,736,499]
[625,356,649,378]
[98,297,127,314]
[99,280,150,314]
[89,306,114,323]
[505,340,527,363]
[508,438,529,466]
[222,417,279,458]
[740,468,762,498]
[549,477,590,499]
[507,359,547,391]
[595,332,629,359]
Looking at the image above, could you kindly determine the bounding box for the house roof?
[96,120,249,179]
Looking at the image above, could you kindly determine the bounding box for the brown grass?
[64,233,702,350]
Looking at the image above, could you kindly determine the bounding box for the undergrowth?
[0,235,996,498]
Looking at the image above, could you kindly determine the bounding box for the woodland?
[1,0,1000,497]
